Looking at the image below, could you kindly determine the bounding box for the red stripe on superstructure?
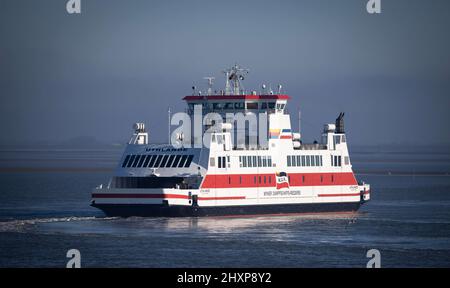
[200,172,357,189]
[279,135,292,139]
[318,193,360,197]
[183,95,291,101]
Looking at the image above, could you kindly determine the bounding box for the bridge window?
[184,155,194,167]
[143,155,151,167]
[172,155,182,167]
[138,155,146,167]
[122,155,131,168]
[165,155,175,167]
[132,155,142,167]
[246,102,258,110]
[268,102,275,109]
[234,102,245,109]
[147,155,156,167]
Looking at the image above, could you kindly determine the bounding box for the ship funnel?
[335,112,345,134]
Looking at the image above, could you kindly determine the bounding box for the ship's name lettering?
[264,190,301,197]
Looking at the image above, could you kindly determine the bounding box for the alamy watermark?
[66,0,81,14]
[366,249,381,268]
[66,249,81,268]
[66,1,381,15]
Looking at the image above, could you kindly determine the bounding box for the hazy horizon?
[1,0,449,147]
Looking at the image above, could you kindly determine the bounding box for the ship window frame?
[311,155,315,166]
[301,155,306,166]
[287,156,291,167]
[262,156,267,167]
[297,156,301,167]
[268,156,272,167]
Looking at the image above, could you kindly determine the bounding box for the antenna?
[168,107,171,145]
[203,77,215,95]
[223,64,249,95]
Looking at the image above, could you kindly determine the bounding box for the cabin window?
[302,175,305,183]
[137,155,146,167]
[268,102,275,109]
[224,103,234,109]
[212,135,216,143]
[185,155,194,167]
[344,156,349,165]
[268,157,272,167]
[261,102,267,109]
[254,176,256,184]
[165,155,175,167]
[269,176,272,184]
[246,102,258,110]
[257,156,262,167]
[210,157,215,167]
[287,156,291,167]
[239,176,242,184]
[159,155,169,167]
[301,156,306,166]
[143,155,151,167]
[132,155,142,167]
[122,155,131,168]
[311,155,315,167]
[177,155,187,167]
[262,156,267,167]
[337,156,341,167]
[259,176,262,184]
[264,176,267,184]
[331,174,334,183]
[154,155,163,167]
[306,156,310,166]
[172,155,181,167]
[147,155,156,167]
[228,176,231,185]
[242,156,247,167]
[297,156,301,167]
[320,175,323,183]
[247,156,252,167]
[341,135,346,143]
[234,102,245,109]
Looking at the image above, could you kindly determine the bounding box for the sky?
[0,0,449,147]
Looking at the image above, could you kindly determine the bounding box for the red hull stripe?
[318,193,360,197]
[92,193,245,201]
[201,172,357,189]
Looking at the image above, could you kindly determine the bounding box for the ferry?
[91,64,370,217]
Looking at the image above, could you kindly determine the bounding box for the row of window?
[331,155,342,167]
[287,155,323,167]
[239,155,273,168]
[188,102,285,111]
[121,154,194,169]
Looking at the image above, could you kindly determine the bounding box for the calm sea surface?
[0,146,449,267]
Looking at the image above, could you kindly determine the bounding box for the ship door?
[192,195,198,207]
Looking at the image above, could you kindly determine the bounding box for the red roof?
[183,94,291,101]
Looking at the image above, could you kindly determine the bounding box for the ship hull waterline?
[91,201,363,217]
